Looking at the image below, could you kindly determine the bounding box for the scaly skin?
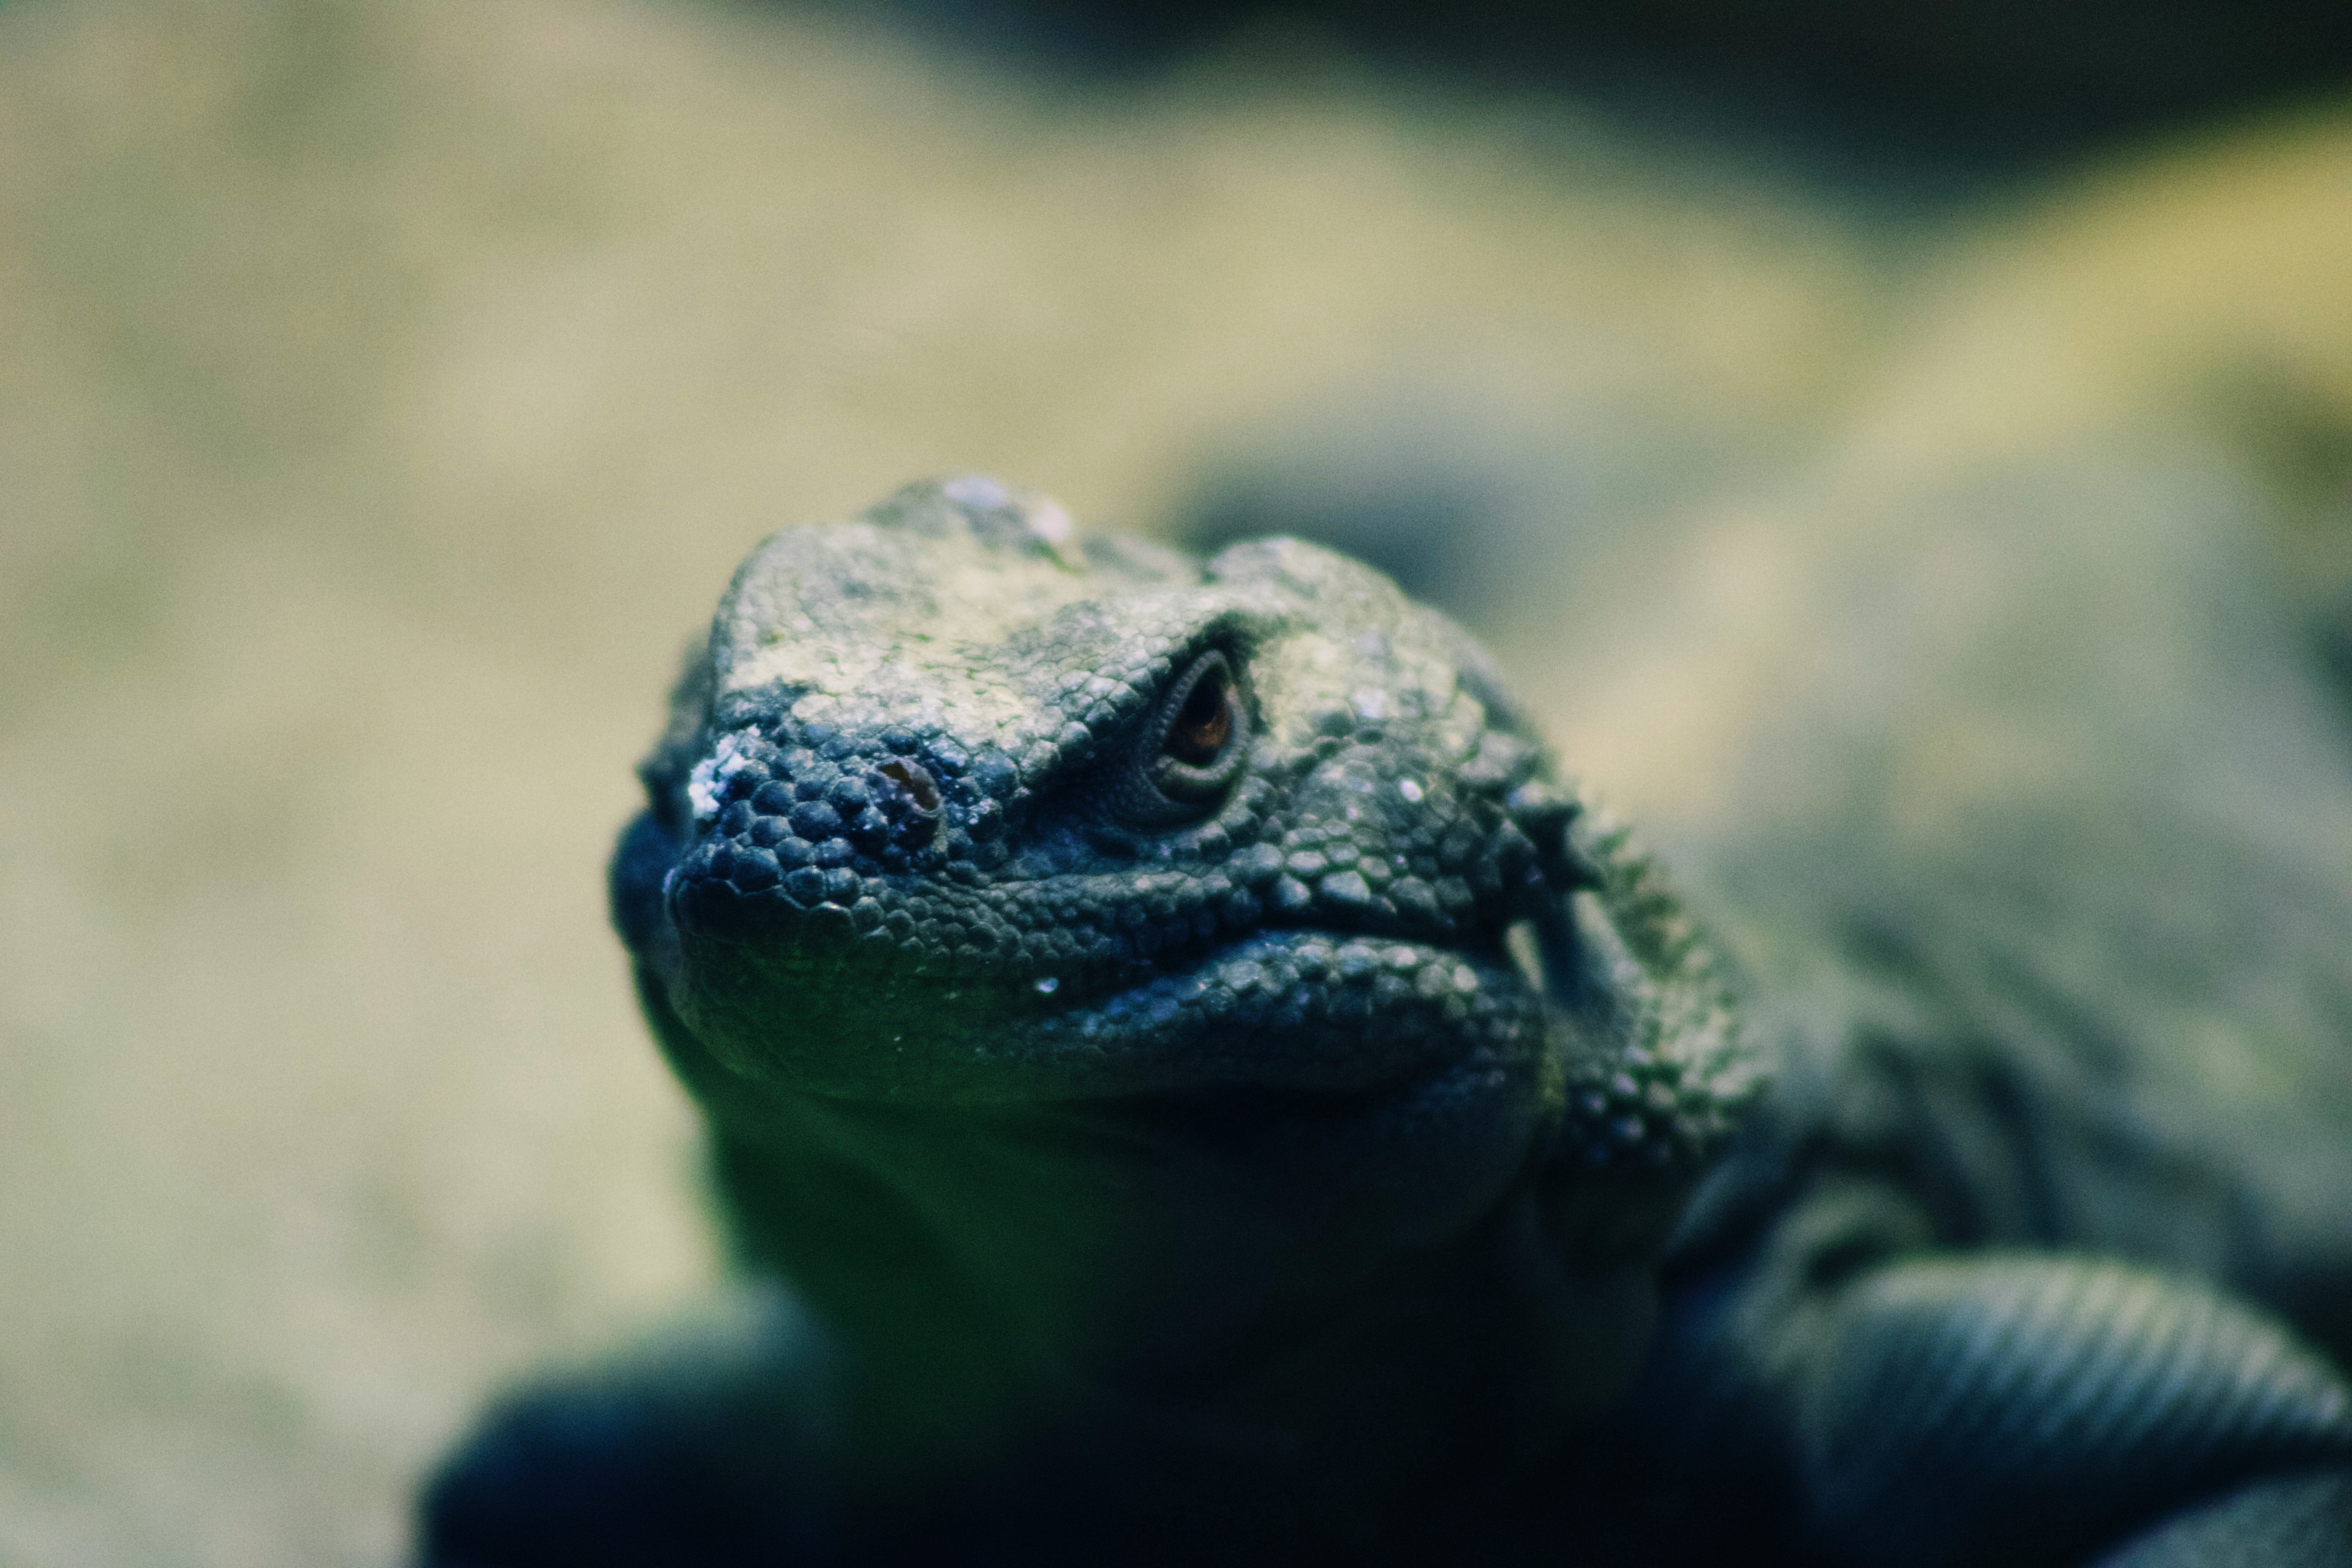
[423,477,2352,1567]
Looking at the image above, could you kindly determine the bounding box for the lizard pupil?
[1167,668,1232,766]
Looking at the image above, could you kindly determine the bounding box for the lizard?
[421,474,2352,1566]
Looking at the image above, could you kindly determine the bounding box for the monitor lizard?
[422,475,2352,1566]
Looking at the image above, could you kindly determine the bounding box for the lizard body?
[423,476,2352,1565]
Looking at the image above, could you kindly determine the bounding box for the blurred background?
[1,1,2348,1563]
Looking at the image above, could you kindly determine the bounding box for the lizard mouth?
[989,927,1549,1100]
[628,811,1550,1103]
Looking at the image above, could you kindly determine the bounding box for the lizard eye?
[1165,660,1234,766]
[1112,648,1248,827]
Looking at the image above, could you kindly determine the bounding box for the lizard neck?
[697,1084,1659,1537]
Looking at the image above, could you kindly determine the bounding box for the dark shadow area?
[797,0,2352,174]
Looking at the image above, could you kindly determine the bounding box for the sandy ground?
[1,2,2347,1563]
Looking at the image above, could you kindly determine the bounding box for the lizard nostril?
[877,758,941,816]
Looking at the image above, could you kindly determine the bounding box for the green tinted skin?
[612,477,1753,1535]
[426,475,2352,1567]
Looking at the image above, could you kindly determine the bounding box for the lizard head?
[613,478,1758,1457]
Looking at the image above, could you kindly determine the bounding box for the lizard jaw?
[652,861,1552,1105]
[622,793,1553,1105]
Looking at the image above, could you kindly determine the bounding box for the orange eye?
[1165,662,1234,768]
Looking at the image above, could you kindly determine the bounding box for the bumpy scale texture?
[425,478,2352,1568]
[621,475,1750,1151]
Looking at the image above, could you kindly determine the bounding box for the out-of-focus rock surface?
[0,2,2345,1564]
